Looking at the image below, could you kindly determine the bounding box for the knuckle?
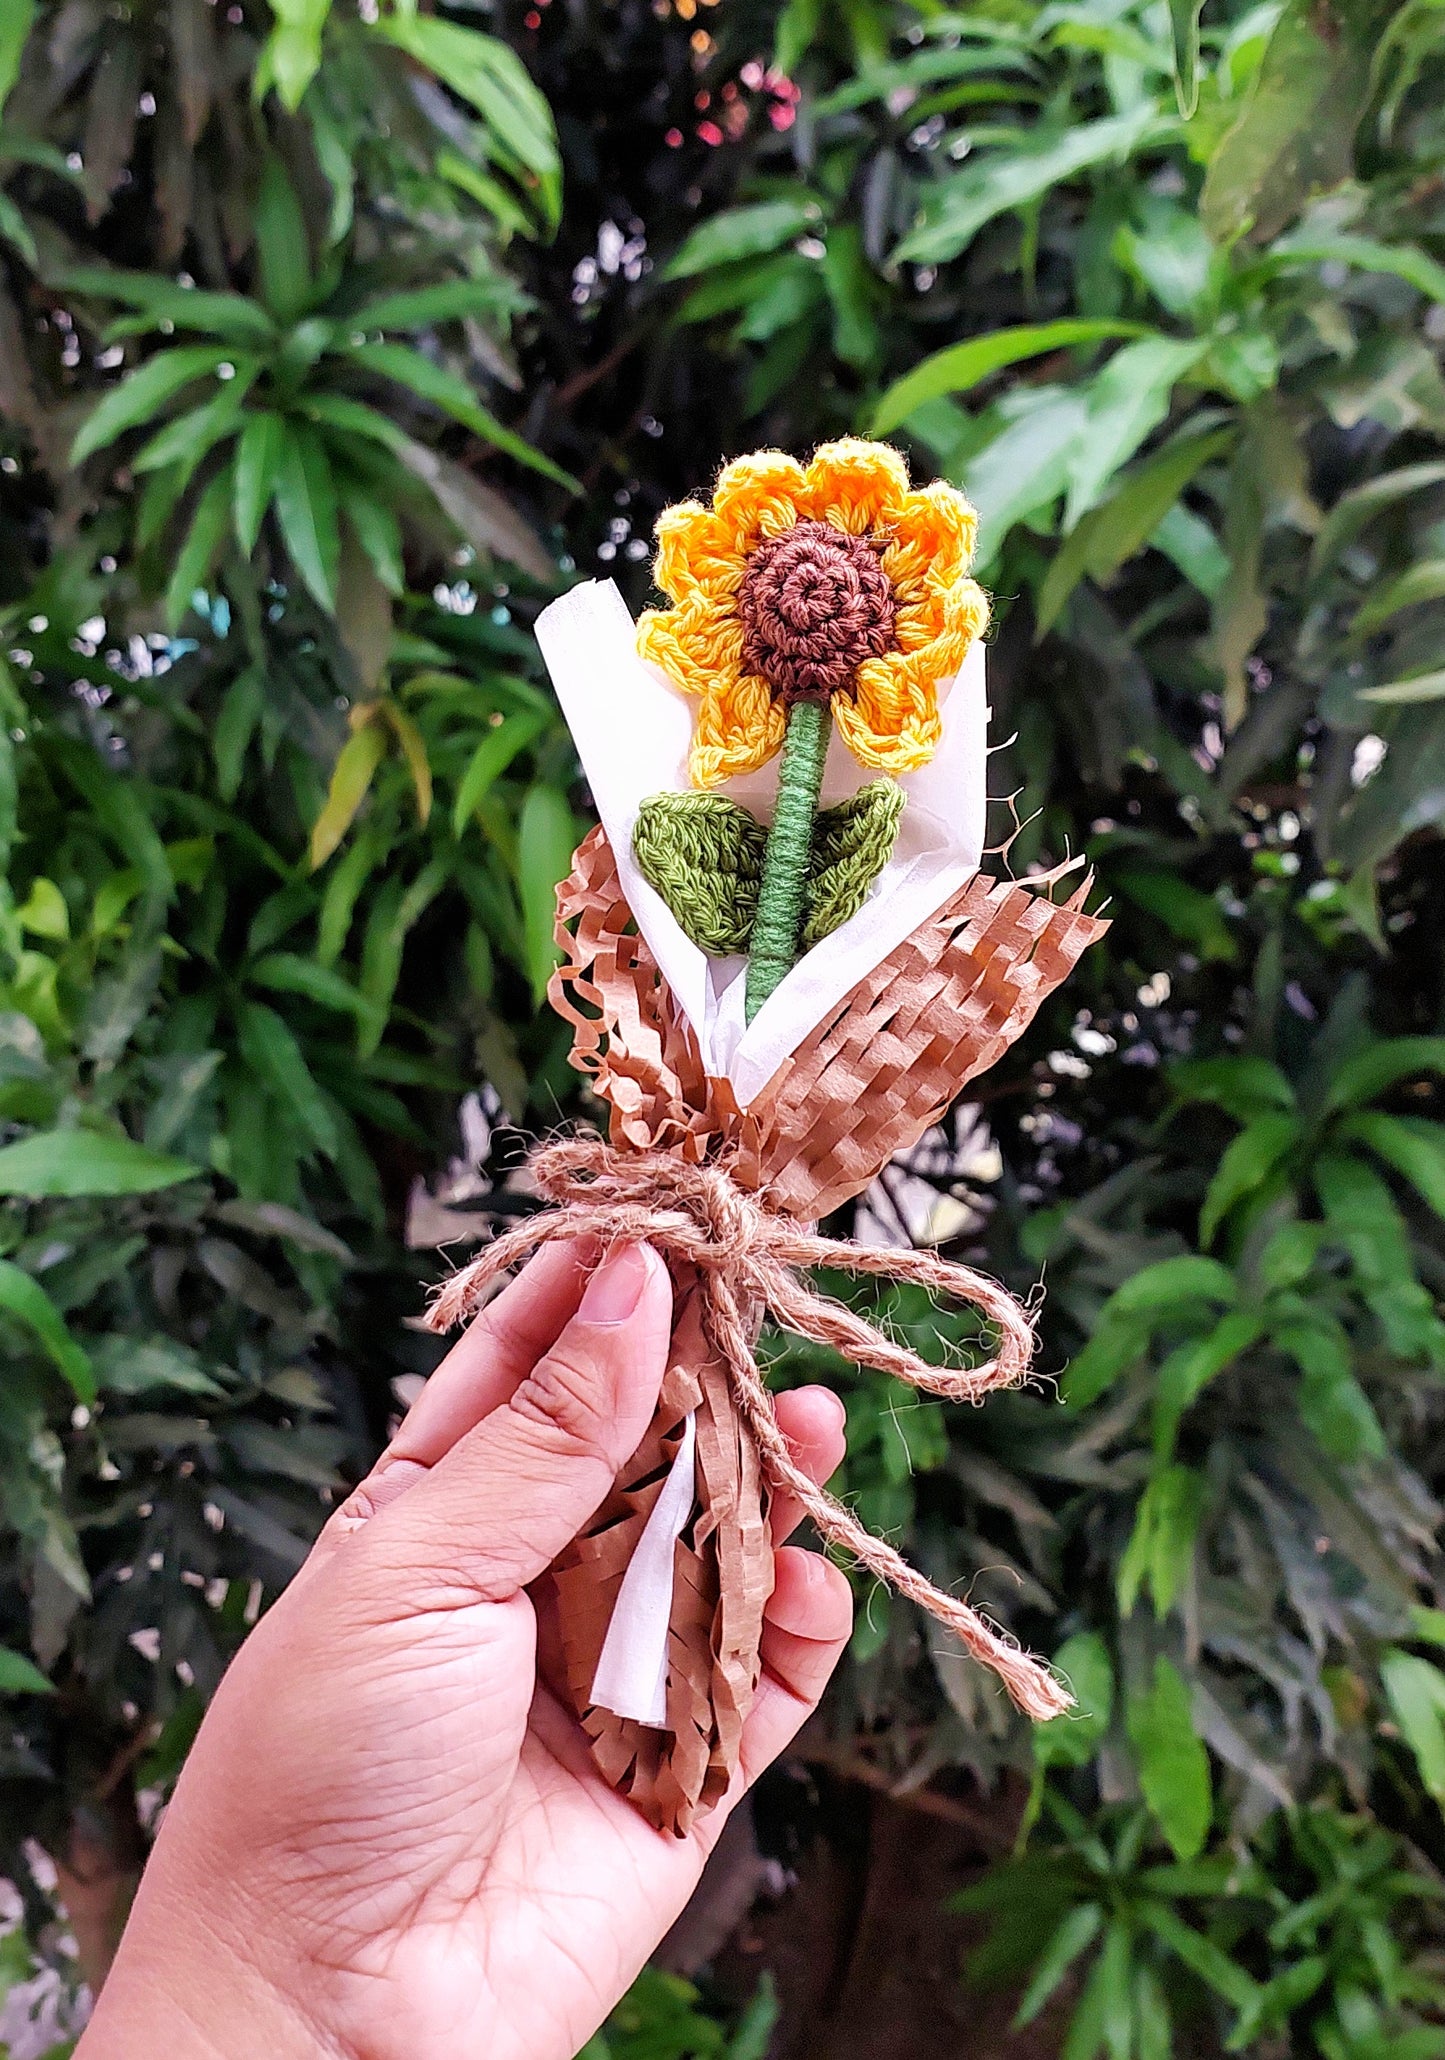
[327,1454,428,1538]
[327,1485,377,1538]
[508,1338,615,1461]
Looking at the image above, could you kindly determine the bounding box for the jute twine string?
[427,1135,1072,1723]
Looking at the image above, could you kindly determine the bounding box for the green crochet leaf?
[632,777,904,958]
[804,778,905,945]
[633,791,765,954]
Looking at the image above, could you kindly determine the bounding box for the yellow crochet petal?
[925,579,989,682]
[637,595,745,702]
[640,443,986,786]
[691,672,785,788]
[834,657,942,773]
[652,501,736,602]
[637,606,699,697]
[946,577,991,655]
[879,579,989,709]
[905,479,979,568]
[804,438,912,535]
[891,596,935,654]
[882,484,978,604]
[711,450,809,554]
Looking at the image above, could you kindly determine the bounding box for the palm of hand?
[83,1240,849,2060]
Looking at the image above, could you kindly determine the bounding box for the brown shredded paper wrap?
[428,827,1106,1836]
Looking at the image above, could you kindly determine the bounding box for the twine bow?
[427,1136,1071,1723]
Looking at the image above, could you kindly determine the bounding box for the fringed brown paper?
[550,826,1106,1218]
[426,835,1106,1837]
[550,1281,770,1832]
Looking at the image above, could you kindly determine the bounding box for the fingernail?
[579,1243,653,1325]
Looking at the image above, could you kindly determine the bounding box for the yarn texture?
[636,436,988,1026]
[632,791,764,954]
[632,777,906,959]
[636,438,989,790]
[805,775,905,940]
[738,520,896,704]
[746,699,830,1021]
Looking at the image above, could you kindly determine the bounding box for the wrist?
[76,1867,343,2060]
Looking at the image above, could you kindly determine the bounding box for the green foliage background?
[1,0,1445,2050]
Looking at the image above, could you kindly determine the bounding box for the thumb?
[368,1241,674,1602]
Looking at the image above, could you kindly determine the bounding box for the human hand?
[78,1240,852,2060]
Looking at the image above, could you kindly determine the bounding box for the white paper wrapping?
[535,578,987,1108]
[589,1410,697,1727]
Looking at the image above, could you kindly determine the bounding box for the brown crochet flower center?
[738,520,896,705]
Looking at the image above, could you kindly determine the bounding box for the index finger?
[391,1236,597,1465]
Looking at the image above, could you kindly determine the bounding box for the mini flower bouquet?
[428,441,1107,1837]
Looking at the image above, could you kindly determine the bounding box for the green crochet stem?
[745,699,830,1024]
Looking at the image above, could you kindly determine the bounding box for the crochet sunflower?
[632,439,988,1022]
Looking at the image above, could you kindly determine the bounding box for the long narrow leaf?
[1063,336,1209,528]
[1112,1254,1239,1318]
[72,345,231,464]
[0,1260,94,1402]
[1342,1112,1445,1218]
[1357,668,1445,705]
[1327,1036,1445,1111]
[1309,460,1445,580]
[1273,1316,1385,1462]
[272,422,339,609]
[357,858,449,1057]
[380,702,432,827]
[164,465,235,631]
[340,486,405,596]
[452,709,549,836]
[1139,1902,1260,2010]
[234,411,285,555]
[1037,424,1233,633]
[102,293,275,351]
[249,951,369,1019]
[60,266,278,344]
[393,431,555,581]
[0,0,34,112]
[0,1646,56,1695]
[132,367,256,478]
[895,105,1164,266]
[296,392,409,454]
[665,197,820,281]
[1152,1309,1263,1461]
[814,42,1036,116]
[347,341,576,487]
[254,155,313,322]
[235,1000,339,1156]
[1170,1055,1297,1117]
[372,18,559,189]
[353,276,526,332]
[310,713,389,870]
[517,782,576,1006]
[1016,1904,1105,2027]
[873,320,1149,435]
[1381,1649,1445,1803]
[1261,230,1445,306]
[0,1129,200,1197]
[1349,559,1445,641]
[257,0,332,111]
[1167,0,1204,115]
[1199,1113,1300,1245]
